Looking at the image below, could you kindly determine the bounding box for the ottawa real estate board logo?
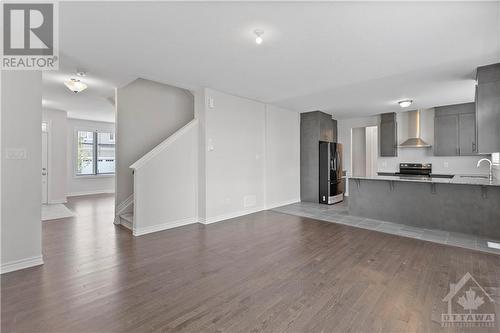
[442,272,496,328]
[2,2,58,70]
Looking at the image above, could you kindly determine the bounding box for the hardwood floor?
[2,194,499,332]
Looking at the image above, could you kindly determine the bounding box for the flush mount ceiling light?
[254,29,264,45]
[398,99,413,108]
[64,78,87,93]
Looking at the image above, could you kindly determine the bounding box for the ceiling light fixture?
[398,99,413,108]
[254,29,264,45]
[64,78,87,93]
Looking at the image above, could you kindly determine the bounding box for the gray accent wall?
[116,78,194,207]
[300,111,336,202]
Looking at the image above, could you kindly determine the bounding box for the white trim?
[119,217,133,231]
[72,127,116,177]
[115,194,134,224]
[265,198,300,210]
[133,217,198,236]
[1,255,44,274]
[67,189,115,197]
[130,119,199,170]
[67,117,115,124]
[73,174,114,179]
[200,206,265,225]
[48,198,67,204]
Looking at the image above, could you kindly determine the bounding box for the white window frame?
[73,127,115,178]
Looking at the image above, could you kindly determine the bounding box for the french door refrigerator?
[319,141,344,204]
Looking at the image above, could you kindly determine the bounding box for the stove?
[396,163,432,177]
[394,163,454,179]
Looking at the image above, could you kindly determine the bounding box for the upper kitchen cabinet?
[434,103,476,156]
[379,112,397,157]
[476,63,500,154]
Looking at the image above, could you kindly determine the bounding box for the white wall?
[201,89,300,223]
[365,126,378,176]
[265,105,300,208]
[351,127,367,177]
[67,118,115,196]
[337,115,379,177]
[203,89,266,221]
[132,120,198,235]
[42,108,67,203]
[116,78,194,207]
[1,71,43,273]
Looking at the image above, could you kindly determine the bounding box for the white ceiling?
[46,1,500,121]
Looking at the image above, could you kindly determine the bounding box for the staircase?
[114,119,199,236]
[119,213,134,230]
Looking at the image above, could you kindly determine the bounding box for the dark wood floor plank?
[2,194,499,332]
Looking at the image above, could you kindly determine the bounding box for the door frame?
[41,120,52,204]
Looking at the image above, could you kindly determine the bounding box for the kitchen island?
[348,175,500,239]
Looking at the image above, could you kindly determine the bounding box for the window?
[76,130,115,175]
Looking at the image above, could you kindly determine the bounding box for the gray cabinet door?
[379,120,397,157]
[459,113,476,155]
[476,81,500,153]
[434,114,459,156]
[319,113,333,142]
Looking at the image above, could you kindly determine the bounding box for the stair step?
[120,213,134,230]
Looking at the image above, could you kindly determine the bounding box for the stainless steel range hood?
[398,110,432,148]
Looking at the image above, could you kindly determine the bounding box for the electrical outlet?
[5,148,27,160]
[444,162,449,168]
[243,195,257,208]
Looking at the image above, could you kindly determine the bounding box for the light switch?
[5,148,27,160]
[207,138,214,151]
[208,97,215,109]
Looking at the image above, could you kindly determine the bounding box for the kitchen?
[286,62,500,254]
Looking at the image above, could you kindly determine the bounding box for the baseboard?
[200,206,265,225]
[67,190,115,197]
[48,198,67,204]
[265,198,300,210]
[133,217,198,236]
[1,255,44,274]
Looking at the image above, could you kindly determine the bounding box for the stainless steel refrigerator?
[319,142,344,204]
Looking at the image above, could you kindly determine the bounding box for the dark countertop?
[348,174,500,187]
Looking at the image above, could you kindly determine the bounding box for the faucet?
[477,158,494,181]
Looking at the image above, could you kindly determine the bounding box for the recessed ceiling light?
[254,29,264,45]
[64,78,87,93]
[398,99,413,108]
